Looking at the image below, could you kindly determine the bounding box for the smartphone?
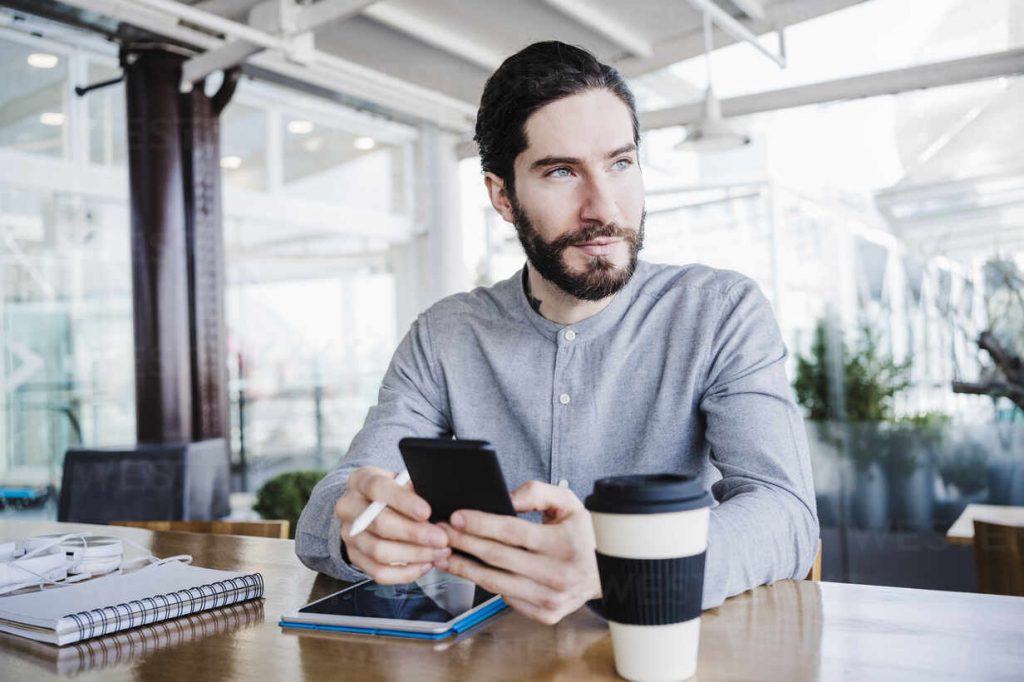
[398,438,516,524]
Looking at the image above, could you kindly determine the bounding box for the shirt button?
[559,393,571,405]
[564,330,576,341]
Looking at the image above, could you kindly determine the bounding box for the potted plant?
[253,469,326,539]
[794,318,911,530]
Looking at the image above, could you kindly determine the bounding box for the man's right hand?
[334,466,451,584]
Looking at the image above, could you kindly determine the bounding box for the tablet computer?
[279,571,507,640]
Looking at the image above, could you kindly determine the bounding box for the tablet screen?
[298,573,496,623]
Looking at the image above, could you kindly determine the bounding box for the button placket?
[551,330,576,486]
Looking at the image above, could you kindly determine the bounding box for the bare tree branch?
[952,379,1024,411]
[978,331,1024,383]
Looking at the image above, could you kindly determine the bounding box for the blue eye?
[548,167,571,178]
[613,159,632,170]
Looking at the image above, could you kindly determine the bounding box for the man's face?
[505,89,646,301]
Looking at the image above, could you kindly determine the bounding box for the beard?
[509,193,645,302]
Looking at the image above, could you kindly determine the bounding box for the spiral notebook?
[5,600,265,675]
[0,561,264,646]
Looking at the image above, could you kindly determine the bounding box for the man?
[296,41,818,625]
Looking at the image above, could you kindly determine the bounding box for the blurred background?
[1,0,1022,591]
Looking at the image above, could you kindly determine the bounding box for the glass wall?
[0,26,134,518]
[0,17,420,515]
[219,80,417,492]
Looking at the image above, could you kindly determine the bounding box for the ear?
[484,172,516,225]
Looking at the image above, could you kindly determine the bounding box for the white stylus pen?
[348,469,411,538]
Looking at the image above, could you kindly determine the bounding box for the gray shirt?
[295,260,819,609]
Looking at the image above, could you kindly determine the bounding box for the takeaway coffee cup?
[585,474,713,682]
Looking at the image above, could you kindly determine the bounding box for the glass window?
[281,118,404,214]
[0,38,68,158]
[86,60,126,167]
[220,101,268,192]
[1,188,134,498]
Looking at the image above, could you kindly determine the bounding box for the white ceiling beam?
[293,0,378,34]
[640,47,1024,129]
[685,0,785,68]
[729,0,767,22]
[133,0,284,49]
[616,0,865,78]
[539,0,652,59]
[180,39,264,92]
[56,0,477,132]
[191,0,261,20]
[362,3,503,71]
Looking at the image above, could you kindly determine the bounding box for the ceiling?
[21,0,869,132]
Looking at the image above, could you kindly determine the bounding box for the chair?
[805,539,823,581]
[973,520,1024,596]
[109,520,290,539]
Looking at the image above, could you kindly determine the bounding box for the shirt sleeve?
[698,279,820,609]
[294,313,451,581]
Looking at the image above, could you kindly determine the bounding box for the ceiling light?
[288,120,314,135]
[39,112,65,126]
[220,155,242,169]
[303,136,324,152]
[676,88,750,152]
[27,53,59,69]
[353,136,376,151]
[675,11,751,153]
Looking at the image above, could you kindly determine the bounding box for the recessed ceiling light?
[220,155,242,169]
[353,136,375,151]
[303,136,324,152]
[288,120,314,135]
[39,112,65,126]
[27,53,59,69]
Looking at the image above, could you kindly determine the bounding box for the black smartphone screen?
[398,438,516,525]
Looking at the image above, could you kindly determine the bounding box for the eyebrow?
[529,143,637,172]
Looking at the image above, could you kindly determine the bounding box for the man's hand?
[434,480,600,625]
[334,466,451,584]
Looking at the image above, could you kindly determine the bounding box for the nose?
[578,173,620,227]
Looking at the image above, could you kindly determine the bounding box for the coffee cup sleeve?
[593,552,706,625]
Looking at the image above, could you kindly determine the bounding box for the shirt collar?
[512,261,645,340]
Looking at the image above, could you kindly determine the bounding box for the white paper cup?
[586,475,712,682]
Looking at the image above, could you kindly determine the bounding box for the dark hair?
[474,41,640,191]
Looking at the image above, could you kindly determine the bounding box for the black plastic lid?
[585,474,712,514]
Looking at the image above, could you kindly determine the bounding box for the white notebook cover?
[0,562,263,646]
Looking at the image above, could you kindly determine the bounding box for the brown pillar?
[123,46,193,444]
[181,77,234,441]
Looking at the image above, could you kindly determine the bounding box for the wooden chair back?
[973,520,1024,596]
[110,520,290,539]
[805,538,823,581]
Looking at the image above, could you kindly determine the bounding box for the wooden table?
[2,521,1023,681]
[946,503,1024,545]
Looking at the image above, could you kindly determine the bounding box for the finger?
[347,546,434,585]
[353,469,431,522]
[442,523,569,591]
[503,596,566,626]
[370,508,448,548]
[440,552,562,612]
[448,510,545,552]
[511,480,581,520]
[334,490,370,523]
[349,533,451,566]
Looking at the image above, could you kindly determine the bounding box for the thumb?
[511,480,582,521]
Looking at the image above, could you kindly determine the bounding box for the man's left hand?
[434,480,600,625]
